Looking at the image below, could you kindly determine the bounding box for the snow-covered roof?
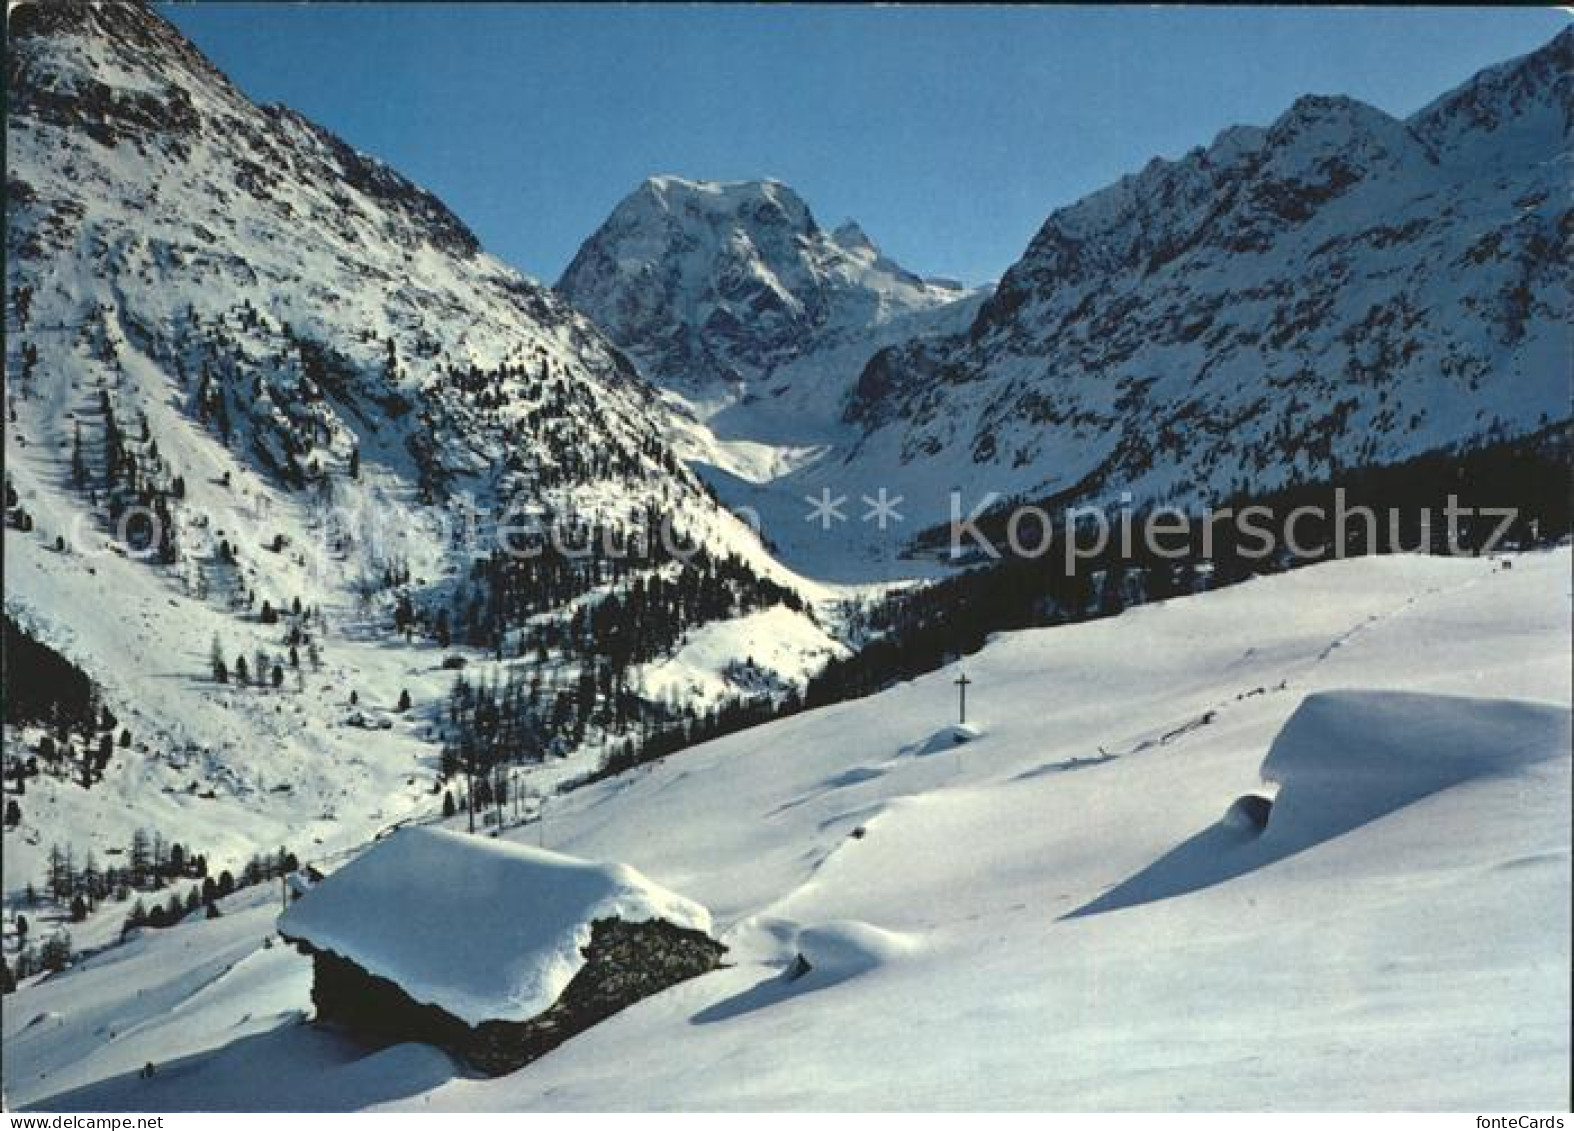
[276,827,712,1026]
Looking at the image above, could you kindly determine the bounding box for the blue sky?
[162,4,1568,287]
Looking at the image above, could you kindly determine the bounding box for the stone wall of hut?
[295,916,726,1077]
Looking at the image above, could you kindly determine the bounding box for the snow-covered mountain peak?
[830,220,879,256]
[11,0,484,264]
[11,1,232,100]
[631,175,817,234]
[984,88,1429,312]
[558,175,978,406]
[1409,25,1572,165]
[1263,92,1433,170]
[1204,122,1270,164]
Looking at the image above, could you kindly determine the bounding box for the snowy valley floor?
[3,549,1569,1111]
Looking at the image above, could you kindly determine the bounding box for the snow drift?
[1074,690,1572,917]
[1260,690,1569,842]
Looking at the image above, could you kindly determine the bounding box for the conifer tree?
[70,422,88,488]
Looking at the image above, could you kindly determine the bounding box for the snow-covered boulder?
[1074,689,1571,918]
[277,827,724,1074]
[1258,690,1570,846]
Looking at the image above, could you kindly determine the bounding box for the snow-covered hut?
[277,826,725,1075]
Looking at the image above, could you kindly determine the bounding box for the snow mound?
[1073,691,1570,917]
[902,724,980,757]
[277,828,712,1026]
[794,920,920,982]
[1259,690,1569,845]
[692,919,919,1026]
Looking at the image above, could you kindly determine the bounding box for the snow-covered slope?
[7,548,1568,1110]
[2,2,839,898]
[826,29,1572,540]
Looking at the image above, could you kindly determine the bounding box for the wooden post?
[954,672,972,726]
